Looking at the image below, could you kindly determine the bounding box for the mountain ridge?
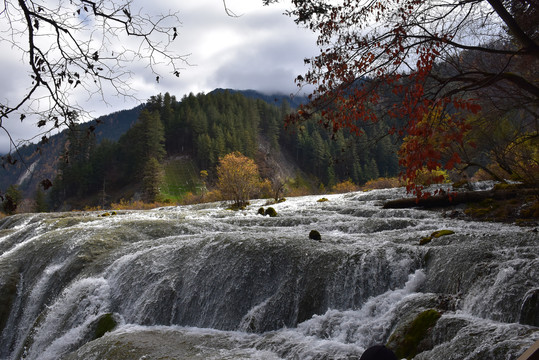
[0,89,307,198]
[1,88,399,210]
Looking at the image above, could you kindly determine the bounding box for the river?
[0,187,537,359]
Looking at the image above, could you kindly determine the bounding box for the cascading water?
[0,187,537,359]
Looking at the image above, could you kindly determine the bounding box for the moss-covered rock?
[420,230,454,245]
[431,230,455,238]
[94,313,117,339]
[309,230,322,241]
[317,198,329,203]
[387,309,441,359]
[265,207,278,217]
[258,207,265,216]
[227,202,249,211]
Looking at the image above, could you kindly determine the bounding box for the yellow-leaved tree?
[217,152,260,208]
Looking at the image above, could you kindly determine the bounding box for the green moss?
[265,207,278,217]
[465,198,497,218]
[317,198,329,203]
[388,309,441,359]
[419,237,432,245]
[419,230,454,245]
[465,207,491,217]
[95,313,117,339]
[258,207,265,216]
[100,212,111,217]
[431,230,455,238]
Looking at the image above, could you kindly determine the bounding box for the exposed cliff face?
[0,188,537,359]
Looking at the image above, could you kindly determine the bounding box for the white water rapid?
[0,187,537,359]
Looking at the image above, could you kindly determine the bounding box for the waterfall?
[0,189,537,359]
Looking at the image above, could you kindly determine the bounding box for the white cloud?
[0,0,318,154]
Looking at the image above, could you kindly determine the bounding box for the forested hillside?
[27,90,399,209]
[0,106,144,198]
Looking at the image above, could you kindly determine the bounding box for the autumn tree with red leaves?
[283,0,538,196]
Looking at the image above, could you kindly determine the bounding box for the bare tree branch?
[1,0,188,167]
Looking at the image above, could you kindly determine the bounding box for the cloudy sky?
[0,0,319,154]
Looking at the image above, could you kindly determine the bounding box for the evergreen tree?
[34,187,48,213]
[141,110,166,161]
[196,134,213,170]
[142,157,164,202]
[2,185,22,215]
[119,109,166,179]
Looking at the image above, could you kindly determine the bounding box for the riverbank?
[383,185,539,227]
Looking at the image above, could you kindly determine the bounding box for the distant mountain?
[209,89,308,109]
[0,105,144,197]
[90,104,145,143]
[1,89,307,198]
[1,88,400,210]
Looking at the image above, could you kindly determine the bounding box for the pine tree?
[2,185,22,215]
[142,157,164,202]
[34,187,48,213]
[140,110,166,161]
[196,134,213,170]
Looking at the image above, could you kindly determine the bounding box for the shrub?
[258,178,273,199]
[217,152,261,208]
[411,167,450,186]
[362,177,402,190]
[180,192,199,205]
[332,179,359,193]
[203,189,223,203]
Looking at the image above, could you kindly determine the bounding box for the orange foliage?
[217,152,260,206]
[332,179,359,193]
[362,177,403,191]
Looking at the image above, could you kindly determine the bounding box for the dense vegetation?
[42,90,399,209]
[285,0,538,198]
